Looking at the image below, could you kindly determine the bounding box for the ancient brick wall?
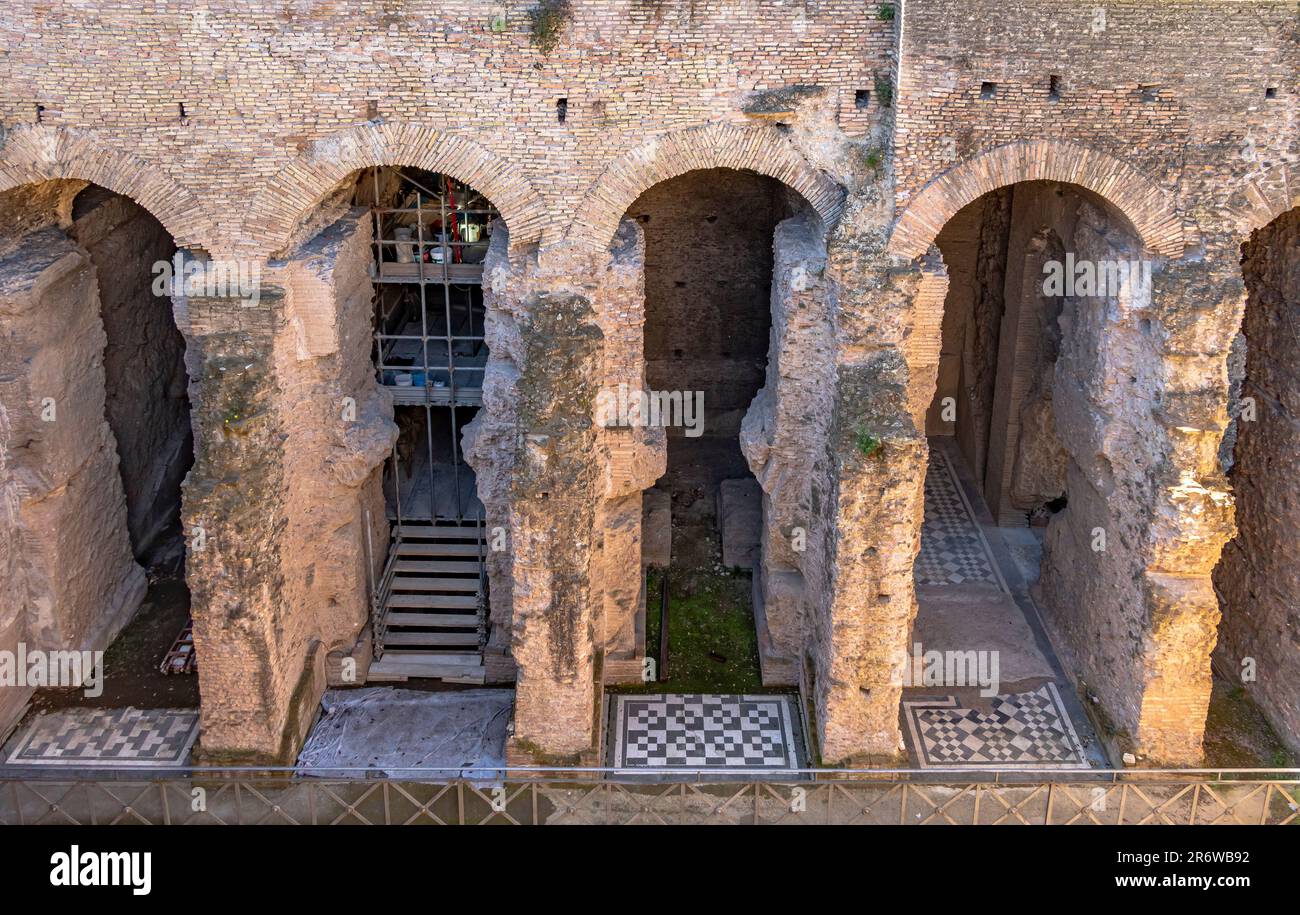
[0,0,1295,763]
[0,0,894,254]
[636,168,787,437]
[894,0,1297,243]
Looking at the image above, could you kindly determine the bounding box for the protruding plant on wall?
[877,3,896,21]
[873,71,893,108]
[855,426,886,459]
[528,0,573,54]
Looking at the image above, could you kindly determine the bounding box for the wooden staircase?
[370,521,488,683]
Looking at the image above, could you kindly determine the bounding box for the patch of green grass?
[617,565,766,694]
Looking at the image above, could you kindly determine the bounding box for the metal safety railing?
[3,769,1297,826]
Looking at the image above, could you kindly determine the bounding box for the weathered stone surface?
[177,290,304,764]
[641,487,671,569]
[1215,207,1300,757]
[0,224,145,740]
[0,0,1294,766]
[718,478,761,569]
[276,212,397,664]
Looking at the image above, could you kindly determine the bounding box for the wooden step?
[394,560,480,574]
[377,651,483,665]
[390,576,480,592]
[386,593,478,610]
[395,541,481,557]
[368,657,486,683]
[396,525,486,540]
[381,631,480,647]
[384,612,481,628]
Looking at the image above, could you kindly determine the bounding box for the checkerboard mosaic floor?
[903,684,1088,769]
[916,448,1006,590]
[4,708,199,768]
[611,694,800,770]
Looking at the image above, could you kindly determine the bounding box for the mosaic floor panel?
[916,448,1006,590]
[611,694,799,770]
[903,684,1088,769]
[3,708,198,768]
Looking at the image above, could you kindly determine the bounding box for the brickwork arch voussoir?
[1231,162,1299,236]
[568,123,845,248]
[890,140,1187,259]
[0,125,209,249]
[251,123,548,256]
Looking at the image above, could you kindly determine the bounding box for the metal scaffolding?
[365,167,498,678]
[369,168,497,522]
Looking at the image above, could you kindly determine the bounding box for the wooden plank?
[369,661,486,683]
[377,651,482,664]
[387,593,478,609]
[386,385,483,407]
[395,542,481,557]
[393,560,480,574]
[390,577,480,591]
[384,612,480,627]
[396,525,485,540]
[379,262,484,283]
[381,631,480,646]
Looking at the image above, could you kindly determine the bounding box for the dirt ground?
[1202,675,1296,768]
[28,572,199,713]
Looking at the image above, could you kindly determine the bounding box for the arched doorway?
[271,165,505,686]
[363,167,499,682]
[0,178,197,761]
[628,166,816,693]
[912,179,1163,768]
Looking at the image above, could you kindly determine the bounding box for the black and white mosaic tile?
[903,683,1088,769]
[4,708,198,768]
[916,448,1006,590]
[611,694,799,771]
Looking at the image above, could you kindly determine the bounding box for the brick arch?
[1232,163,1299,236]
[249,123,547,255]
[0,125,207,247]
[890,140,1187,259]
[568,123,845,247]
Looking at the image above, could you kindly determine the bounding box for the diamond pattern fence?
[1,772,1296,825]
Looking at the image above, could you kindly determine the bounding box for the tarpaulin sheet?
[296,687,512,779]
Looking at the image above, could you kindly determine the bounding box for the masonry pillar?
[741,212,833,685]
[1038,253,1237,765]
[592,223,661,684]
[276,213,397,685]
[504,283,605,762]
[1215,208,1300,757]
[0,226,145,738]
[178,279,317,765]
[471,224,651,762]
[807,242,942,764]
[1132,256,1238,763]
